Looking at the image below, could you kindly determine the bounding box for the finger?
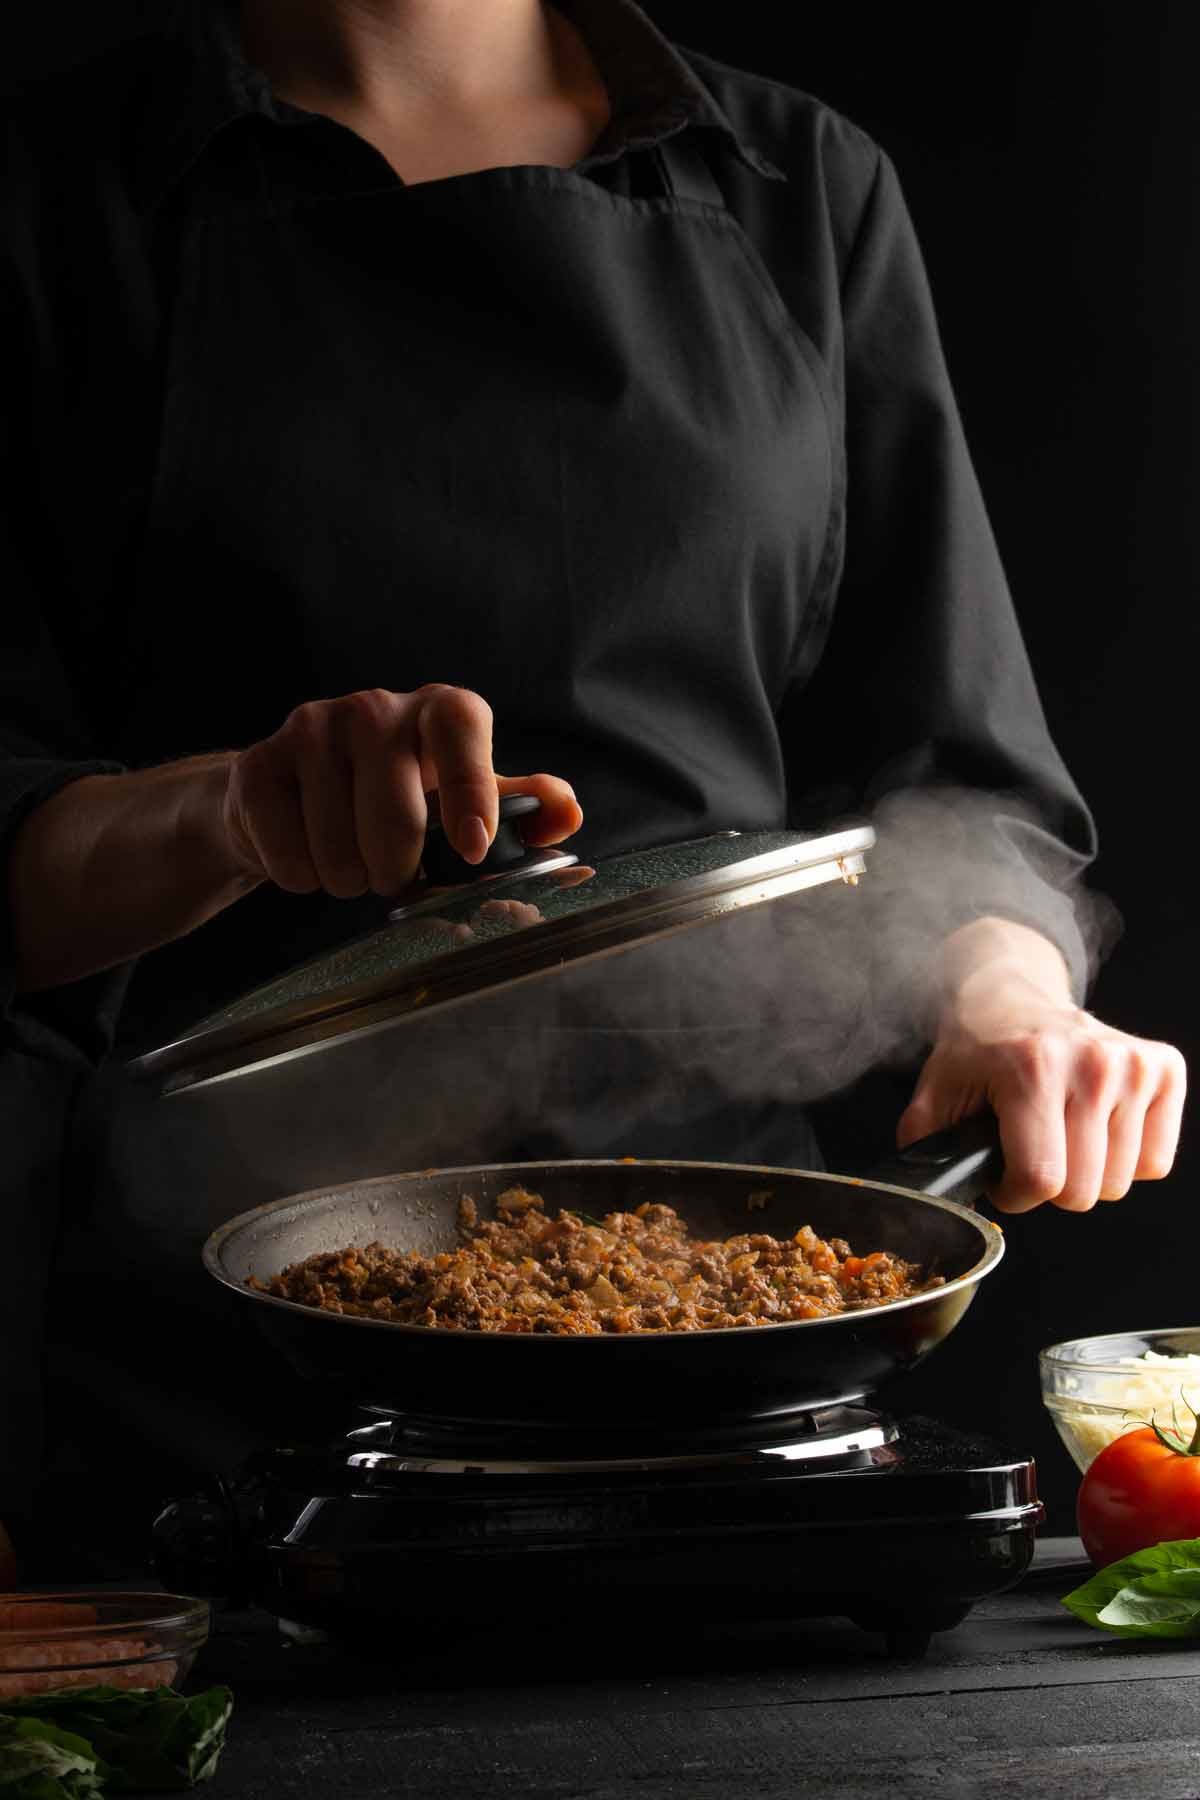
[229,751,319,894]
[1097,1046,1160,1200]
[988,1041,1070,1214]
[343,691,427,895]
[1098,1093,1153,1200]
[895,1085,945,1151]
[549,865,596,891]
[1046,1035,1121,1211]
[894,1064,988,1150]
[1135,1048,1188,1181]
[496,773,583,845]
[291,709,368,898]
[416,686,498,863]
[1052,1090,1113,1212]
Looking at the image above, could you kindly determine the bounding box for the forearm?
[6,754,261,993]
[935,915,1075,1033]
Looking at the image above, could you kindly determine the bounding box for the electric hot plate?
[154,1404,1043,1660]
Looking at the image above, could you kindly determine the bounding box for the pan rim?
[202,1157,1005,1342]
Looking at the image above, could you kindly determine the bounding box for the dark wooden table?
[191,1538,1200,1799]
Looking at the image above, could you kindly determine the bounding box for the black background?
[8,6,1197,1530]
[655,4,1200,1530]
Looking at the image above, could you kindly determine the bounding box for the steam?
[499,781,1121,1118]
[195,782,1122,1195]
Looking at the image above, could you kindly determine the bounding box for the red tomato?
[1078,1424,1200,1567]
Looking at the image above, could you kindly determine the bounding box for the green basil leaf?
[161,1689,232,1788]
[564,1210,607,1229]
[1,1687,233,1792]
[1127,1567,1200,1598]
[1063,1538,1200,1636]
[1098,1586,1200,1632]
[0,1715,106,1799]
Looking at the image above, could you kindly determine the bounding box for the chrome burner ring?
[345,1404,898,1477]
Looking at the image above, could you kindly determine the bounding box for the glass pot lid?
[131,809,875,1094]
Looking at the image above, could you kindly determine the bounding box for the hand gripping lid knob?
[420,792,547,886]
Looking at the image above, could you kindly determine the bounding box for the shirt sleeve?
[782,145,1116,1027]
[0,105,142,1066]
[0,451,131,1069]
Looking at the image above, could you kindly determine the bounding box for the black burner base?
[154,1412,1042,1659]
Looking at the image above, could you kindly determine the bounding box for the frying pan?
[202,1116,1005,1436]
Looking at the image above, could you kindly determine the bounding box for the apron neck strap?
[655,132,726,210]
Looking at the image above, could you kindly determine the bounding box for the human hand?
[219,684,582,898]
[897,951,1186,1215]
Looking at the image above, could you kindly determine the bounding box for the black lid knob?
[421,793,543,885]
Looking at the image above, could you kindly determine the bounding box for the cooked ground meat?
[250,1186,944,1335]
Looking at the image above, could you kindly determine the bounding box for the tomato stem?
[1144,1388,1200,1457]
[1188,1395,1200,1457]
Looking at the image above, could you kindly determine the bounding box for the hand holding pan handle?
[864,1114,1004,1208]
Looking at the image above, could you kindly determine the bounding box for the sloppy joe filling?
[250,1186,943,1334]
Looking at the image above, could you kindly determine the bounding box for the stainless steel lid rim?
[134,825,874,1090]
[154,850,860,1091]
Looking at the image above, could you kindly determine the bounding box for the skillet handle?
[864,1114,1003,1208]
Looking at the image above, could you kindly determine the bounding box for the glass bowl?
[0,1592,209,1700]
[1040,1328,1200,1473]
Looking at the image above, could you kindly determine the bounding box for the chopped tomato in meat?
[252,1188,941,1336]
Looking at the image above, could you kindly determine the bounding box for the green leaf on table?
[1063,1539,1200,1637]
[0,1714,106,1799]
[1097,1568,1200,1632]
[0,1687,233,1791]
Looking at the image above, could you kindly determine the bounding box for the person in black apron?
[0,0,1184,1563]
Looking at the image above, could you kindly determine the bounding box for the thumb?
[895,1081,944,1150]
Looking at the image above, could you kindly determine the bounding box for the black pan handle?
[864,1114,1004,1208]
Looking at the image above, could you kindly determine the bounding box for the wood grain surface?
[190,1539,1200,1799]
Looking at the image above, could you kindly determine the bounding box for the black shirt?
[0,0,1097,1062]
[0,0,1110,1535]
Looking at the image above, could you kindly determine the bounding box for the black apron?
[54,130,842,1493]
[115,128,835,855]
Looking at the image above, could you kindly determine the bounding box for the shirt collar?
[132,0,785,217]
[551,0,786,180]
